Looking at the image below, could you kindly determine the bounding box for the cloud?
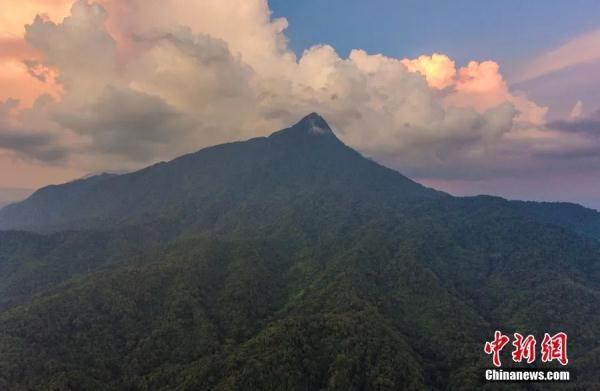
[400,55,548,126]
[10,1,270,166]
[401,53,456,89]
[0,0,69,108]
[549,109,600,136]
[0,99,67,162]
[569,100,584,119]
[519,109,600,168]
[515,29,600,83]
[0,0,596,186]
[0,131,65,162]
[54,86,194,161]
[25,1,117,94]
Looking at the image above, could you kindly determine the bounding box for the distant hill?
[1,113,599,390]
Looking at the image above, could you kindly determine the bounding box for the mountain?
[1,113,600,390]
[0,113,440,233]
[512,200,600,239]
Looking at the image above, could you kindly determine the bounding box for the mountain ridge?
[2,113,599,241]
[0,113,441,232]
[1,113,600,389]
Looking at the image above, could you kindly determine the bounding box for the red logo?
[512,333,536,364]
[541,332,568,366]
[484,331,568,367]
[484,330,510,367]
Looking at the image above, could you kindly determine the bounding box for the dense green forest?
[1,114,599,390]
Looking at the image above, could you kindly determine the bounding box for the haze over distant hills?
[1,114,599,390]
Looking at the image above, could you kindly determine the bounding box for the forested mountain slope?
[0,114,599,390]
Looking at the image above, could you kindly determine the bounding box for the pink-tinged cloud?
[0,0,68,108]
[457,61,547,125]
[403,56,547,126]
[0,59,60,108]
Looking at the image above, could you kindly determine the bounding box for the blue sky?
[270,0,600,78]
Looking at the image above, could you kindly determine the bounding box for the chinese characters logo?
[484,331,568,367]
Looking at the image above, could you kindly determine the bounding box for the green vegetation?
[0,114,599,390]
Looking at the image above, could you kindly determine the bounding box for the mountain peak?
[294,112,333,135]
[269,113,337,141]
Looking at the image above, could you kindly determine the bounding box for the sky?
[0,0,599,209]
